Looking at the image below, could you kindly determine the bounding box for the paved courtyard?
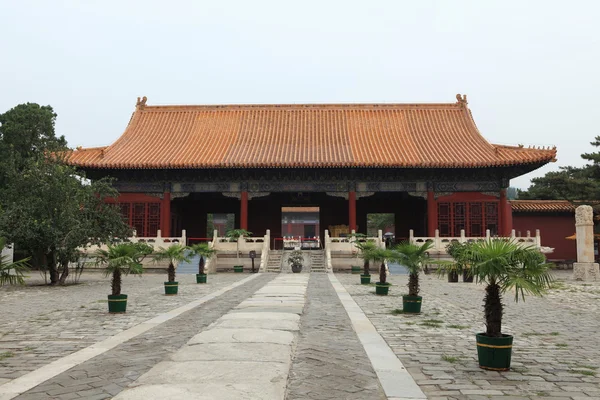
[0,269,598,399]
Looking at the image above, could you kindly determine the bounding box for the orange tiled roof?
[66,96,557,169]
[510,200,575,213]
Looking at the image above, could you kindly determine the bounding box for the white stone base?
[573,262,600,281]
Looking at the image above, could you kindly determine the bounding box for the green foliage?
[465,240,554,337]
[0,237,30,286]
[390,241,434,296]
[0,103,67,176]
[437,241,471,278]
[0,159,131,285]
[189,243,216,274]
[153,244,191,282]
[519,136,600,200]
[362,247,391,284]
[354,240,378,275]
[94,242,151,295]
[225,229,252,264]
[287,250,304,268]
[367,213,394,236]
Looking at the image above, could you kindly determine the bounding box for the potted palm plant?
[190,243,216,283]
[467,240,553,371]
[350,233,367,274]
[287,249,304,273]
[392,241,434,313]
[370,248,391,295]
[446,241,473,282]
[0,238,30,286]
[153,243,191,295]
[226,229,252,272]
[94,242,153,313]
[355,241,377,284]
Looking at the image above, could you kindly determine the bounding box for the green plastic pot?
[360,274,371,284]
[233,265,244,273]
[402,295,422,313]
[108,294,127,313]
[448,271,459,282]
[463,271,474,282]
[375,282,390,295]
[476,333,513,371]
[196,274,207,284]
[164,281,179,295]
[351,266,362,274]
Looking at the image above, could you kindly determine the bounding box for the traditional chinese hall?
[66,95,556,246]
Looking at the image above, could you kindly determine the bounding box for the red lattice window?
[147,203,161,237]
[453,202,466,236]
[469,202,483,237]
[119,203,131,225]
[485,202,498,236]
[437,200,499,237]
[438,203,451,237]
[132,203,146,236]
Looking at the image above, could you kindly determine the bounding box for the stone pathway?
[0,273,247,384]
[286,273,386,400]
[337,270,600,400]
[1,273,268,400]
[113,274,309,400]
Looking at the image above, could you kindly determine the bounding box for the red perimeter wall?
[512,214,576,261]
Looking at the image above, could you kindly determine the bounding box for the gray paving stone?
[336,270,600,400]
[11,274,274,400]
[285,273,386,400]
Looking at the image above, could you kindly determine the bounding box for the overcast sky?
[1,0,598,189]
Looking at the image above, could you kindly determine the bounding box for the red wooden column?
[240,191,249,230]
[499,189,512,236]
[348,191,357,232]
[427,189,437,237]
[161,192,171,237]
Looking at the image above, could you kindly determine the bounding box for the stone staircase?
[309,250,327,272]
[266,250,284,272]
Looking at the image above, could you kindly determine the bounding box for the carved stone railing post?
[573,205,600,281]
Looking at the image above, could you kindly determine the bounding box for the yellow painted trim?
[108,299,128,302]
[164,284,179,287]
[477,343,512,349]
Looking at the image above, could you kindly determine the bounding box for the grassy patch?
[441,354,460,363]
[23,346,35,351]
[423,319,444,324]
[574,365,598,370]
[536,391,549,397]
[522,332,544,337]
[569,369,596,376]
[391,309,404,315]
[549,281,567,290]
[447,324,469,329]
[0,352,14,360]
[556,343,568,348]
[420,321,442,328]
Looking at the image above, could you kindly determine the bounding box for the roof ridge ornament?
[136,96,148,110]
[456,94,468,107]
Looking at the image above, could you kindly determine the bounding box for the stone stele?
[573,205,600,281]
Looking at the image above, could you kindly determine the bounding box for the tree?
[519,136,600,200]
[0,103,67,179]
[0,159,131,285]
[466,240,553,337]
[391,241,434,296]
[189,243,216,275]
[153,244,191,283]
[94,242,152,296]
